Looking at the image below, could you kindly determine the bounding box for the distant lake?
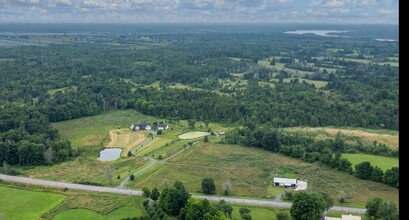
[0,39,43,46]
[98,148,122,161]
[375,38,398,42]
[284,30,349,37]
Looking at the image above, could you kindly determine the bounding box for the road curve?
[0,174,366,214]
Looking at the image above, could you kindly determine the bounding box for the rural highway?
[0,174,366,214]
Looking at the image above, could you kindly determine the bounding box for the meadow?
[284,126,399,150]
[128,142,399,207]
[342,154,399,171]
[52,110,160,147]
[17,151,146,187]
[52,207,143,220]
[0,186,65,220]
[0,183,147,220]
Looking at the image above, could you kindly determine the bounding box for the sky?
[0,0,399,24]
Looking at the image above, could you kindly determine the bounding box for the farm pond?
[98,148,122,161]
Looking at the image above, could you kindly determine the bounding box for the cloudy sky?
[0,0,398,24]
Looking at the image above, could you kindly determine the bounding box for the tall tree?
[290,192,327,220]
[202,177,216,194]
[355,161,373,180]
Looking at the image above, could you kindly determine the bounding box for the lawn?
[128,143,398,207]
[179,131,210,139]
[0,186,65,220]
[342,154,398,171]
[53,207,144,220]
[284,126,399,150]
[230,204,290,220]
[52,110,160,147]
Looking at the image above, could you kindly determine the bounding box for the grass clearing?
[136,137,174,156]
[179,131,210,139]
[342,154,398,171]
[16,148,147,187]
[53,207,143,220]
[284,127,399,150]
[229,57,242,61]
[0,186,65,220]
[377,62,399,67]
[47,86,77,96]
[128,143,398,207]
[271,78,328,89]
[230,204,290,220]
[326,48,344,52]
[52,110,160,147]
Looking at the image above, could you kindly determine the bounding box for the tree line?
[0,106,76,167]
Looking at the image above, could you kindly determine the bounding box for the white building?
[273,177,297,187]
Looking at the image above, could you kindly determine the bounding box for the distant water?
[98,148,122,161]
[0,39,43,46]
[284,30,349,37]
[375,38,398,42]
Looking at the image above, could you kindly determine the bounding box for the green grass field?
[128,143,398,207]
[284,126,399,150]
[342,154,398,171]
[0,186,65,220]
[16,147,147,187]
[53,207,143,220]
[52,110,160,147]
[230,204,290,220]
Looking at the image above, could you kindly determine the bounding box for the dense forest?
[0,24,399,166]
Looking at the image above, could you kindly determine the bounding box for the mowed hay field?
[129,143,398,208]
[0,186,65,220]
[107,129,148,157]
[284,127,399,150]
[0,183,147,220]
[179,131,210,139]
[52,110,159,147]
[342,154,398,171]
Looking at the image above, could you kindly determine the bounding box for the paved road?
[0,174,366,214]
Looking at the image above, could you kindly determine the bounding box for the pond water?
[98,148,122,161]
[284,30,349,37]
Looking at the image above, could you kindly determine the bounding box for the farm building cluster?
[130,122,169,131]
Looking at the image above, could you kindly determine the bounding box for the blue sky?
[0,0,398,24]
